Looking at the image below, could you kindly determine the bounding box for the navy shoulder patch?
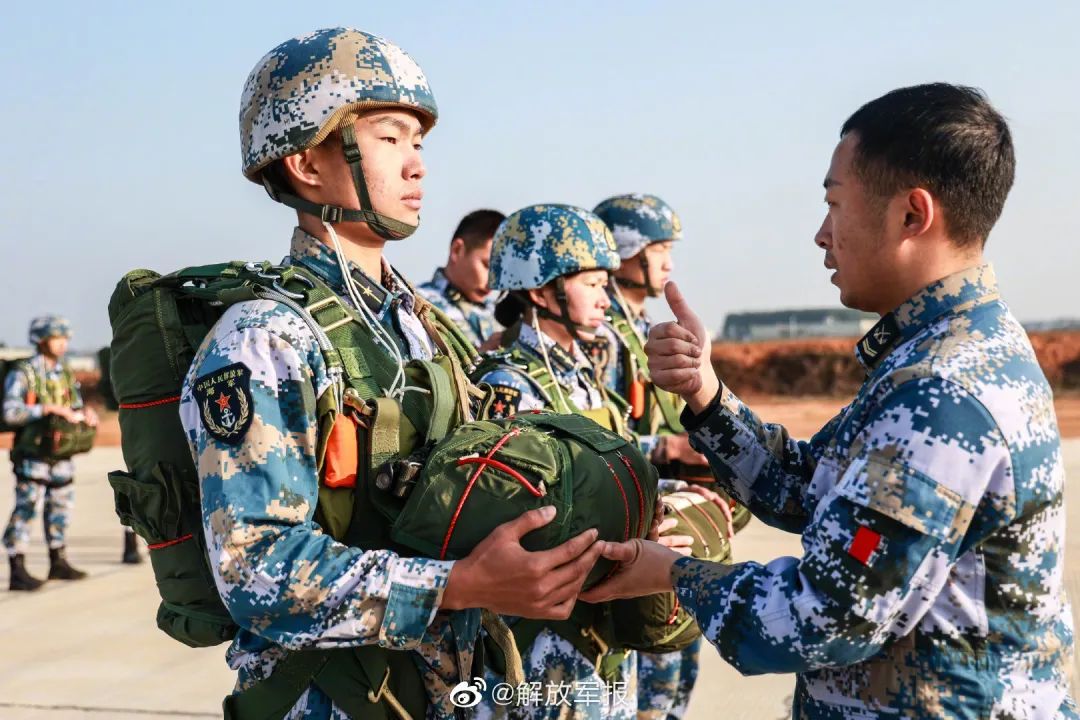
[490,385,523,420]
[192,362,254,445]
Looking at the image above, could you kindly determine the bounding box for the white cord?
[529,308,571,413]
[323,221,408,396]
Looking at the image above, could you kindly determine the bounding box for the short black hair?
[261,159,293,195]
[452,209,506,251]
[840,83,1015,248]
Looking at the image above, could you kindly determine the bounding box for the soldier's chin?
[575,326,601,341]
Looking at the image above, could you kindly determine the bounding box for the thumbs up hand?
[646,282,720,414]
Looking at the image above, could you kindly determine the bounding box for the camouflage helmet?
[592,193,682,260]
[28,315,71,345]
[239,28,437,239]
[488,204,620,291]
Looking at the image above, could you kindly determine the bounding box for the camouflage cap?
[239,27,438,182]
[29,315,71,345]
[593,193,683,259]
[489,205,620,291]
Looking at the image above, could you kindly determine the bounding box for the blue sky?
[2,0,1077,348]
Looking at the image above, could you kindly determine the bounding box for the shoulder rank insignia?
[193,362,254,445]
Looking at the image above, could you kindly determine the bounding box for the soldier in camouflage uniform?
[583,84,1078,719]
[3,315,95,590]
[474,204,638,720]
[180,28,602,719]
[417,209,505,349]
[474,205,720,720]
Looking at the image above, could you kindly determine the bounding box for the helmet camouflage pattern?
[489,205,620,291]
[28,315,71,345]
[239,27,438,182]
[593,193,682,259]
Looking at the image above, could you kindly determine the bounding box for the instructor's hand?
[578,539,681,603]
[645,282,719,414]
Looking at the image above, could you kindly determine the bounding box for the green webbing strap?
[224,647,423,720]
[372,397,401,470]
[652,386,685,434]
[412,360,454,443]
[610,306,685,433]
[518,349,625,436]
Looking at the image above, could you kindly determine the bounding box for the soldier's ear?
[449,237,466,262]
[526,287,548,309]
[281,149,323,192]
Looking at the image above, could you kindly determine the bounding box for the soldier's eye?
[414,143,423,151]
[382,137,397,145]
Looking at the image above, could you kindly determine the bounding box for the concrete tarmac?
[1,443,1077,719]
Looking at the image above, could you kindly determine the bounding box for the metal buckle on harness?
[581,625,610,671]
[321,205,344,223]
[367,667,413,720]
[305,294,354,332]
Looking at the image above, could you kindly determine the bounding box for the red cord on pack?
[120,395,182,409]
[617,452,646,538]
[666,597,682,625]
[441,428,536,559]
[603,459,631,542]
[148,533,193,551]
[456,457,543,496]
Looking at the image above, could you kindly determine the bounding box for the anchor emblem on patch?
[193,362,254,445]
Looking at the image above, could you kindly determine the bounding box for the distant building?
[720,308,877,341]
[1022,318,1080,332]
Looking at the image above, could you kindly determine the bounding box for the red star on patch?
[493,400,506,414]
[215,392,231,412]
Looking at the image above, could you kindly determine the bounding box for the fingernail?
[541,505,556,520]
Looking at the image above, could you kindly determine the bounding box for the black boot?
[47,547,87,580]
[9,554,45,591]
[122,530,143,565]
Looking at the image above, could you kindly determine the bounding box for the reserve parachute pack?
[106,260,662,718]
[608,489,735,653]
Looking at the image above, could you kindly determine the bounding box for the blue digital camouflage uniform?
[3,354,82,554]
[417,267,499,348]
[179,228,481,719]
[671,265,1078,718]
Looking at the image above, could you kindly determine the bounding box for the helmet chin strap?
[615,253,662,297]
[531,277,597,342]
[262,122,419,240]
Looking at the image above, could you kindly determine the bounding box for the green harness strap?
[219,264,475,720]
[502,607,629,686]
[484,331,629,437]
[608,305,685,434]
[222,645,425,720]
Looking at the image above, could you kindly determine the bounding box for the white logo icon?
[450,678,487,708]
